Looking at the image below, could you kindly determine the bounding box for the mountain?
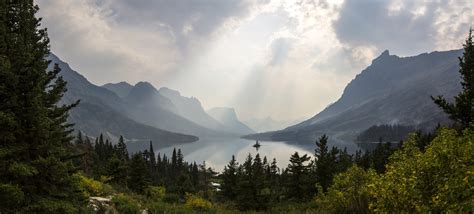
[125,82,176,114]
[49,54,198,148]
[120,82,224,137]
[158,87,223,130]
[102,82,133,98]
[159,87,253,135]
[246,49,462,149]
[244,117,302,132]
[207,107,255,135]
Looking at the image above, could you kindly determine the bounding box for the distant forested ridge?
[356,124,415,143]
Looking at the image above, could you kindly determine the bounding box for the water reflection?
[156,138,314,172]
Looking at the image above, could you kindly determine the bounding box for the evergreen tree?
[128,153,150,193]
[221,155,238,200]
[81,136,94,176]
[177,148,184,170]
[315,135,333,191]
[432,29,474,130]
[116,135,128,160]
[285,152,312,201]
[105,154,128,185]
[75,131,84,145]
[0,1,85,212]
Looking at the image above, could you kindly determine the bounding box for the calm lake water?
[156,138,314,172]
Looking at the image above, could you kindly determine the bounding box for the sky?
[36,0,473,121]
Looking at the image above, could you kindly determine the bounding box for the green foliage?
[112,194,141,214]
[162,193,181,204]
[146,186,166,200]
[315,165,376,213]
[185,193,213,211]
[357,124,414,143]
[128,153,151,193]
[314,135,352,192]
[368,128,474,212]
[76,173,113,197]
[0,183,24,210]
[284,152,313,201]
[0,1,87,212]
[432,29,474,130]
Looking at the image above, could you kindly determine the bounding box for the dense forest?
[0,1,472,213]
[356,124,415,143]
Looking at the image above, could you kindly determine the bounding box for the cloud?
[36,0,267,85]
[334,0,474,56]
[98,0,270,53]
[267,37,294,66]
[35,0,474,121]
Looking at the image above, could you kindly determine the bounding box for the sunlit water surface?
[156,138,314,172]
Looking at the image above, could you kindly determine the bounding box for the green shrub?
[146,186,166,201]
[162,193,180,204]
[112,194,141,214]
[368,128,474,212]
[185,193,213,211]
[315,165,375,213]
[76,173,113,197]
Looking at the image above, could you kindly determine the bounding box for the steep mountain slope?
[102,82,133,98]
[50,54,198,147]
[246,49,462,147]
[207,107,255,135]
[158,87,222,129]
[120,82,224,137]
[159,87,251,135]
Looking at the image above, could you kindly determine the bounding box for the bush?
[185,193,213,211]
[0,183,24,211]
[368,129,474,212]
[112,194,141,214]
[76,173,113,197]
[162,193,180,204]
[146,186,166,201]
[315,165,375,213]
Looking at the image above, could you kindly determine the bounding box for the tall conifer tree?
[432,29,474,129]
[0,1,85,212]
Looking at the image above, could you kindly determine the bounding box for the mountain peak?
[134,81,154,88]
[371,49,395,65]
[102,82,134,98]
[159,87,181,98]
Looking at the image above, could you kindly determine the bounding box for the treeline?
[73,133,216,199]
[218,135,405,211]
[356,124,415,143]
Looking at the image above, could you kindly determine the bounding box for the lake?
[156,138,315,172]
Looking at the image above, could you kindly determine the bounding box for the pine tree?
[0,1,85,212]
[116,135,128,160]
[105,153,128,185]
[221,155,238,200]
[432,29,474,130]
[128,153,150,193]
[315,135,333,192]
[285,152,312,201]
[81,136,94,176]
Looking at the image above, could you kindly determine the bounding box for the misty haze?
[1,0,473,213]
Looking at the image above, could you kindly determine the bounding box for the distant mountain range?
[246,49,462,150]
[207,107,255,135]
[243,117,302,133]
[50,54,254,149]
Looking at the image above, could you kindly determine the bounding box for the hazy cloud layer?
[36,0,473,121]
[334,0,474,56]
